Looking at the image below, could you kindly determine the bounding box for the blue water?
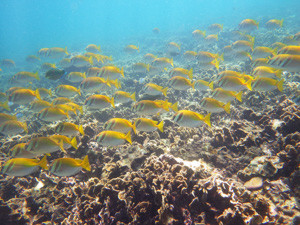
[0,0,299,64]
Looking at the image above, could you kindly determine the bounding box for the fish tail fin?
[132,122,137,134]
[35,71,40,80]
[146,64,150,72]
[275,69,282,79]
[65,47,68,55]
[203,113,211,127]
[218,53,224,61]
[213,58,220,71]
[235,91,243,102]
[130,92,136,102]
[98,45,101,51]
[171,58,174,67]
[280,19,284,27]
[1,101,10,111]
[65,111,70,120]
[245,79,252,91]
[105,77,111,87]
[121,67,125,77]
[48,89,52,96]
[157,121,164,132]
[191,81,195,89]
[188,68,193,79]
[89,56,93,65]
[79,106,84,115]
[223,101,231,114]
[38,155,48,170]
[71,137,78,149]
[209,81,214,90]
[79,125,85,135]
[162,101,169,111]
[277,79,284,92]
[58,140,67,153]
[125,131,132,144]
[81,155,91,171]
[35,89,41,100]
[83,72,86,79]
[22,122,28,133]
[77,88,81,96]
[110,97,115,108]
[118,80,122,89]
[162,87,168,97]
[171,102,178,112]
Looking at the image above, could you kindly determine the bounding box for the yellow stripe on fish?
[104,118,136,134]
[200,97,231,114]
[172,110,211,127]
[96,130,132,146]
[134,118,164,133]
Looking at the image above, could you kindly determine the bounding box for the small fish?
[1,59,16,68]
[55,85,81,97]
[1,155,48,177]
[12,71,39,83]
[252,58,269,68]
[47,47,68,58]
[197,51,223,63]
[172,110,211,127]
[143,53,157,63]
[204,34,218,45]
[152,57,174,68]
[0,120,27,136]
[167,42,180,55]
[104,118,136,134]
[6,87,25,98]
[252,46,276,60]
[218,70,245,79]
[37,88,52,99]
[50,155,91,176]
[29,99,52,113]
[252,77,284,92]
[84,94,115,110]
[200,98,231,114]
[26,136,65,155]
[134,118,164,132]
[218,76,252,91]
[86,67,102,77]
[169,68,193,79]
[71,55,93,67]
[192,30,206,39]
[183,51,198,60]
[194,80,214,91]
[208,23,223,33]
[199,58,220,70]
[66,72,86,83]
[52,97,72,105]
[0,113,17,124]
[45,68,65,80]
[266,19,283,29]
[278,45,300,56]
[153,28,160,34]
[9,89,41,105]
[38,107,69,122]
[80,77,111,93]
[38,48,50,57]
[84,52,103,64]
[268,54,300,72]
[144,83,168,96]
[114,91,136,104]
[51,135,78,149]
[26,55,40,63]
[252,66,282,79]
[232,40,254,52]
[132,63,150,73]
[271,42,286,51]
[133,100,169,116]
[53,104,77,116]
[154,100,178,112]
[124,45,139,53]
[9,143,36,158]
[234,51,252,61]
[58,58,72,69]
[41,63,56,72]
[86,44,101,53]
[96,131,132,146]
[64,102,84,115]
[55,122,85,136]
[98,66,124,80]
[238,19,259,32]
[211,88,243,103]
[169,76,194,91]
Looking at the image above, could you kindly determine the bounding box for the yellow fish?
[167,42,181,55]
[197,51,223,63]
[9,88,41,105]
[169,68,193,79]
[41,62,56,72]
[169,76,194,91]
[238,19,259,32]
[124,45,139,53]
[0,120,28,136]
[0,113,17,124]
[200,98,231,114]
[208,23,223,33]
[51,135,78,149]
[58,58,72,69]
[268,54,300,72]
[47,47,68,58]
[29,99,52,113]
[104,118,136,134]
[1,59,15,68]
[52,97,71,105]
[26,55,40,63]
[133,100,169,116]
[278,45,300,56]
[211,88,243,103]
[252,66,282,79]
[11,71,39,83]
[266,19,283,29]
[9,143,36,158]
[26,136,65,155]
[252,46,276,60]
[252,77,284,92]
[194,80,214,91]
[55,122,84,136]
[152,57,174,68]
[144,83,168,96]
[71,55,93,67]
[218,76,252,91]
[66,72,86,83]
[86,67,102,77]
[192,30,206,39]
[172,110,211,127]
[86,44,101,53]
[1,155,48,177]
[132,63,150,73]
[98,66,124,80]
[80,77,111,93]
[183,51,198,60]
[96,131,132,146]
[38,48,50,57]
[143,53,157,63]
[0,101,10,111]
[134,118,164,133]
[38,107,69,122]
[252,58,269,68]
[37,88,52,99]
[84,95,115,110]
[232,40,254,52]
[114,91,136,104]
[55,85,81,97]
[50,155,91,176]
[204,34,218,45]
